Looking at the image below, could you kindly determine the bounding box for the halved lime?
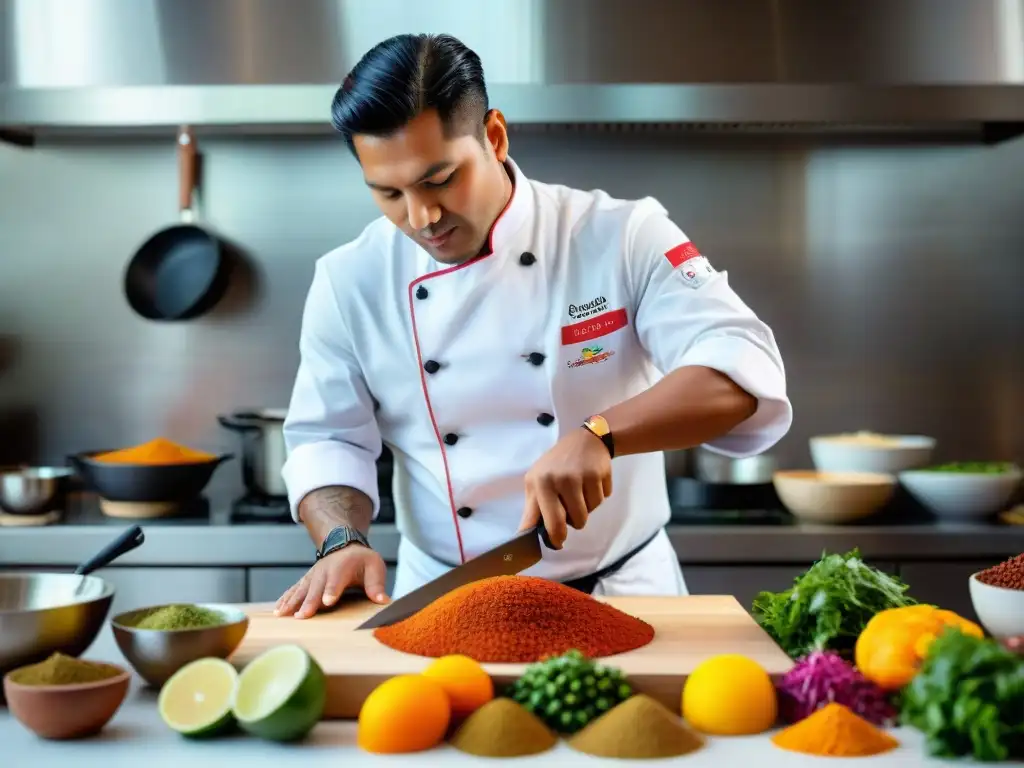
[232,644,326,742]
[158,657,239,738]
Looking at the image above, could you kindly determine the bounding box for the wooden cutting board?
[230,595,793,719]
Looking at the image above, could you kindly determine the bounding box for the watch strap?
[582,415,615,459]
[316,525,370,560]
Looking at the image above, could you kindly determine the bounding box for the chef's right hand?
[274,545,390,619]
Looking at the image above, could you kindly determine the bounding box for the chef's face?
[354,109,511,264]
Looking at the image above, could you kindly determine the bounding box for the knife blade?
[356,522,551,629]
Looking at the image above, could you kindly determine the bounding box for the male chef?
[275,33,792,619]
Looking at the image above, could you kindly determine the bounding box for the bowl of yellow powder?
[111,602,249,687]
[69,438,233,504]
[3,653,131,740]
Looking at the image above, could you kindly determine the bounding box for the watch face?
[586,415,610,437]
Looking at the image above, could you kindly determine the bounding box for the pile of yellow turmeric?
[772,702,899,757]
[93,437,214,465]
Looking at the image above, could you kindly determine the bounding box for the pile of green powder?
[450,698,558,757]
[129,604,226,631]
[569,694,705,759]
[9,653,122,686]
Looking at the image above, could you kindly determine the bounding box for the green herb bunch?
[900,628,1024,762]
[751,549,916,659]
[508,649,632,733]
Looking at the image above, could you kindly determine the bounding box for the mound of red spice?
[977,552,1024,590]
[373,575,655,662]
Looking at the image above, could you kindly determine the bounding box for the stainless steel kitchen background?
[2,128,1022,499]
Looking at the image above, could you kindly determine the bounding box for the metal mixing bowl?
[0,572,115,679]
[0,466,73,515]
[110,603,249,687]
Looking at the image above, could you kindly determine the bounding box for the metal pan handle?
[178,126,197,220]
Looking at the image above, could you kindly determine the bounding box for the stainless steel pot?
[217,409,287,498]
[694,447,777,485]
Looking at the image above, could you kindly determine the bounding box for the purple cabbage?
[776,650,898,727]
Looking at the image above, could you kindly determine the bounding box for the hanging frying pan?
[124,127,230,321]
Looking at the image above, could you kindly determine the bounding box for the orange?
[422,654,494,717]
[682,654,778,735]
[357,674,450,754]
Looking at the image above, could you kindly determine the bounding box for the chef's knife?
[356,522,554,629]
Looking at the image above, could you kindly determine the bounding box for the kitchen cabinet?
[247,566,398,603]
[897,562,991,624]
[682,562,898,610]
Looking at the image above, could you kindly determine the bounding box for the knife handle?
[535,521,556,550]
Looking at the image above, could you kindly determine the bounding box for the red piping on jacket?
[406,184,517,565]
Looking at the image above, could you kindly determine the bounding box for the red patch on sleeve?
[664,242,701,269]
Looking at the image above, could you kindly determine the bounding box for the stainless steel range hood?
[4,0,1024,143]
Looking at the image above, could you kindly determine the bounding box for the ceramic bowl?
[898,466,1022,519]
[969,572,1024,639]
[110,603,249,687]
[2,662,130,740]
[810,433,935,474]
[773,470,896,524]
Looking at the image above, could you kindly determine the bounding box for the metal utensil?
[123,127,230,321]
[0,466,73,515]
[357,525,547,629]
[73,524,145,595]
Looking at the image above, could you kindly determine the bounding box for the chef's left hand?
[517,427,612,549]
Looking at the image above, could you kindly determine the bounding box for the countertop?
[0,675,991,767]
[1,493,1023,567]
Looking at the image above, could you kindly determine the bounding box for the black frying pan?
[124,127,230,321]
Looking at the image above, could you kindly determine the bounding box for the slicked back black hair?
[330,33,489,156]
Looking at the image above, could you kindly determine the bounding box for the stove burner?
[230,493,292,524]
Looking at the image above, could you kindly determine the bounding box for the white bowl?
[810,432,935,474]
[898,466,1022,519]
[773,470,896,524]
[969,572,1024,639]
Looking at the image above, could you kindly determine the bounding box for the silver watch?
[316,525,370,561]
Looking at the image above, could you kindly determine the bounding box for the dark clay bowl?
[2,663,131,740]
[68,451,233,503]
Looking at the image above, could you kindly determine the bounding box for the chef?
[275,32,793,619]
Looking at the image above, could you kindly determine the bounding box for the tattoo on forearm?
[299,485,372,543]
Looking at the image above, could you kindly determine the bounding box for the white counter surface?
[5,680,1018,767]
[3,636,1020,766]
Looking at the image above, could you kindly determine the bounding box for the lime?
[158,657,239,738]
[232,644,326,742]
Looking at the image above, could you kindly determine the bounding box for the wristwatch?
[316,526,371,561]
[582,414,615,459]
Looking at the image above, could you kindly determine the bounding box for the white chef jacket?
[282,157,792,596]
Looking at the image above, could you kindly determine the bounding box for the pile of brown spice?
[450,698,558,757]
[373,575,655,662]
[976,552,1024,590]
[771,702,899,757]
[8,653,122,686]
[568,694,704,759]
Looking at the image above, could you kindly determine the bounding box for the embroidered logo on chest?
[567,295,608,320]
[568,346,615,368]
[665,241,716,289]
